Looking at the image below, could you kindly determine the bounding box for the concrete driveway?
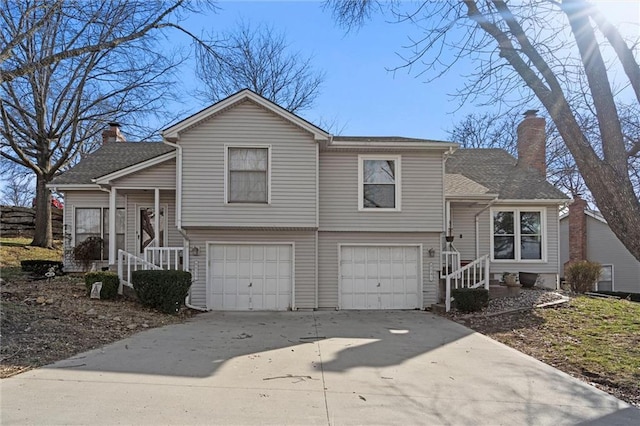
[1,311,638,425]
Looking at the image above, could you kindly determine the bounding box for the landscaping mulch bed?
[441,288,640,408]
[0,271,197,378]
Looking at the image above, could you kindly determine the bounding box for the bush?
[131,270,192,314]
[452,288,489,313]
[73,237,103,271]
[566,260,601,294]
[20,259,64,276]
[84,271,119,300]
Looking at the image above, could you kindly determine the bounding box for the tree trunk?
[31,174,53,248]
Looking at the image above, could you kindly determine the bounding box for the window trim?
[358,154,402,212]
[489,207,547,263]
[224,144,272,205]
[73,206,125,261]
[596,264,615,291]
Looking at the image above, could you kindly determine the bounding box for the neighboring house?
[560,197,640,293]
[49,90,568,311]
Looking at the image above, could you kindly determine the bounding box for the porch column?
[154,188,160,247]
[109,188,117,264]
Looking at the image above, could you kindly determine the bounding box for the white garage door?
[209,244,292,310]
[340,246,420,310]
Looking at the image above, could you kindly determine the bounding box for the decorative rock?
[98,315,107,320]
[141,323,149,328]
[85,308,97,317]
[126,323,137,330]
[45,298,54,304]
[112,316,121,322]
[36,296,46,304]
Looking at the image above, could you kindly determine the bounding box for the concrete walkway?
[1,311,638,425]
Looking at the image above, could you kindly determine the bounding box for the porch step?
[430,303,446,314]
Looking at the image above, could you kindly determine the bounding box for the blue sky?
[168,0,640,140]
[171,0,480,140]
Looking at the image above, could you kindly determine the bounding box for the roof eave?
[46,183,102,191]
[327,140,459,150]
[494,198,570,205]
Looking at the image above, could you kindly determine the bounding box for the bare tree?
[195,22,325,113]
[328,0,640,261]
[0,166,33,207]
[0,0,211,248]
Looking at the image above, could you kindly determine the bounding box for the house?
[560,197,640,293]
[49,90,568,311]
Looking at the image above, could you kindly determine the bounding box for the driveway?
[1,311,638,425]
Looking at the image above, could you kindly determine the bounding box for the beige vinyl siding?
[179,100,317,227]
[317,231,441,308]
[319,151,444,231]
[185,230,316,309]
[112,159,176,188]
[560,215,640,293]
[123,191,181,256]
[62,190,125,271]
[482,205,560,276]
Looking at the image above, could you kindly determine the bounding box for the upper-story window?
[226,146,270,203]
[491,208,545,261]
[358,155,401,211]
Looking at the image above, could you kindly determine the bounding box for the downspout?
[474,197,499,259]
[163,140,207,312]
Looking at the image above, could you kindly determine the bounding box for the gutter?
[163,139,207,312]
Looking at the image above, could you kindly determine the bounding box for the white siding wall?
[319,151,444,231]
[112,159,176,188]
[62,190,125,271]
[317,232,441,308]
[185,230,316,309]
[179,101,317,227]
[560,215,640,293]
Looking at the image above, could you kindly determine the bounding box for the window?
[491,208,544,261]
[75,207,125,260]
[227,147,269,203]
[597,265,614,291]
[358,155,401,211]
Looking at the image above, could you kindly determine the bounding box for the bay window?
[491,208,544,261]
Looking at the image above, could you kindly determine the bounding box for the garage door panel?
[340,246,420,310]
[209,244,292,311]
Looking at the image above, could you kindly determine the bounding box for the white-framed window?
[225,145,271,204]
[358,155,401,211]
[75,207,125,260]
[491,207,546,262]
[596,264,614,291]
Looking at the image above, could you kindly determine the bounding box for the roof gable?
[162,89,330,142]
[50,142,175,186]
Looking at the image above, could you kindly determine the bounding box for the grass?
[540,296,640,385]
[0,237,63,269]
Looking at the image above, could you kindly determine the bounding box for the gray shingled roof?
[51,142,175,185]
[446,148,568,200]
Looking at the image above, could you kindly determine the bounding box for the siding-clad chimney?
[566,195,588,266]
[517,110,546,175]
[102,122,126,144]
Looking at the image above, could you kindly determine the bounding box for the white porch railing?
[444,254,490,312]
[144,246,184,270]
[117,249,161,294]
[442,250,461,276]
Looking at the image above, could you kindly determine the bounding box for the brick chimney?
[102,122,126,144]
[566,195,588,267]
[517,110,546,175]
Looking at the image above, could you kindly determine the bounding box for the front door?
[137,206,166,256]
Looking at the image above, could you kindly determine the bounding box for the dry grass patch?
[0,237,63,268]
